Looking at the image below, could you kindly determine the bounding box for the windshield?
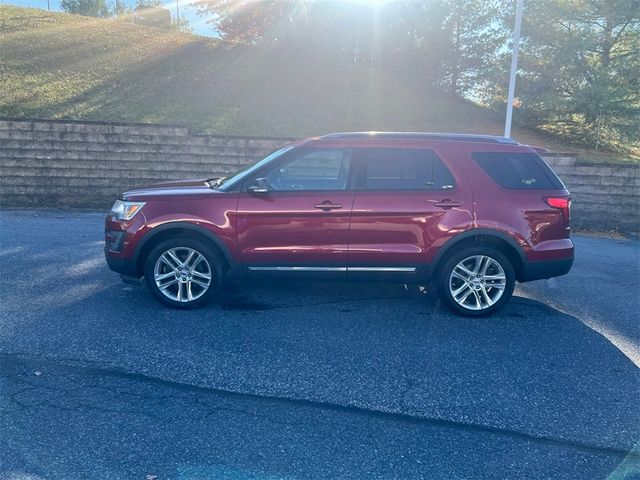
[217,146,293,191]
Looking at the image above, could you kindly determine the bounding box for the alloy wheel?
[448,255,507,311]
[153,247,213,303]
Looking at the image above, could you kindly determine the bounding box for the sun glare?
[344,0,391,5]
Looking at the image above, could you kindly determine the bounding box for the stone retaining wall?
[541,154,639,232]
[1,119,638,232]
[0,119,290,209]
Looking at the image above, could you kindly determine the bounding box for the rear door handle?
[315,201,342,211]
[433,199,463,209]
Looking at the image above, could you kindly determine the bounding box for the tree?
[508,0,640,148]
[194,0,639,151]
[192,0,490,85]
[172,14,193,33]
[61,0,111,17]
[136,0,164,7]
[112,1,131,17]
[437,0,506,94]
[194,0,308,44]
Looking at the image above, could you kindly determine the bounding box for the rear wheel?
[144,237,223,309]
[437,246,515,317]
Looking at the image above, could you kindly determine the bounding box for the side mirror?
[247,178,271,195]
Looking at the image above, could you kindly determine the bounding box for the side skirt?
[247,266,417,273]
[242,265,430,284]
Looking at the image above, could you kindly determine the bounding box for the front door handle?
[433,199,463,209]
[314,201,342,211]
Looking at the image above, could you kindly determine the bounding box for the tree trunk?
[601,4,613,67]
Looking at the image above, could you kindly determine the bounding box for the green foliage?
[0,6,518,140]
[437,0,507,94]
[0,4,636,161]
[136,0,164,7]
[171,14,192,33]
[60,0,111,17]
[195,0,639,154]
[193,0,306,44]
[507,0,640,151]
[194,0,504,94]
[112,2,132,17]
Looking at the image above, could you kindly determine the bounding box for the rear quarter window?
[472,152,565,190]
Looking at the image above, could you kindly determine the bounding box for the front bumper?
[104,212,147,281]
[105,249,138,277]
[519,256,574,282]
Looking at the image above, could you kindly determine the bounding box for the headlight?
[110,200,145,221]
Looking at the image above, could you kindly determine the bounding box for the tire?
[437,245,515,317]
[144,236,223,309]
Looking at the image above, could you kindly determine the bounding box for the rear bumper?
[519,256,573,282]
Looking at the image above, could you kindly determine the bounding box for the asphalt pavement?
[0,210,638,480]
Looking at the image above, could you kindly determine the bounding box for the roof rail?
[320,132,518,144]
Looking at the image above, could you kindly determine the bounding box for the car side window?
[362,148,456,190]
[471,152,564,190]
[264,149,352,191]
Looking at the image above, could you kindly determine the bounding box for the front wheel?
[144,237,223,309]
[437,246,515,317]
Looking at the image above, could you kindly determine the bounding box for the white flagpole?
[504,0,524,138]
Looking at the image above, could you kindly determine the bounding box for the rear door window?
[472,152,564,190]
[361,148,456,190]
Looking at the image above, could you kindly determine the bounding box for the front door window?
[264,149,352,191]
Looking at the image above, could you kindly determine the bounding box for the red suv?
[105,132,573,316]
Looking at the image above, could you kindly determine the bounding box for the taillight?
[545,197,571,226]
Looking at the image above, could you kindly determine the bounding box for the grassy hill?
[0,5,635,163]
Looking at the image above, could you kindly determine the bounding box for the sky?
[0,0,217,36]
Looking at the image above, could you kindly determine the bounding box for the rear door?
[236,147,355,268]
[347,147,473,271]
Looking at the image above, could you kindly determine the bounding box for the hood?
[122,178,216,201]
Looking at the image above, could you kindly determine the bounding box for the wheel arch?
[431,229,527,281]
[134,223,234,277]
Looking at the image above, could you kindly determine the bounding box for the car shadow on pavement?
[1,277,639,479]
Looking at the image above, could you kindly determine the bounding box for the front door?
[236,147,355,269]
